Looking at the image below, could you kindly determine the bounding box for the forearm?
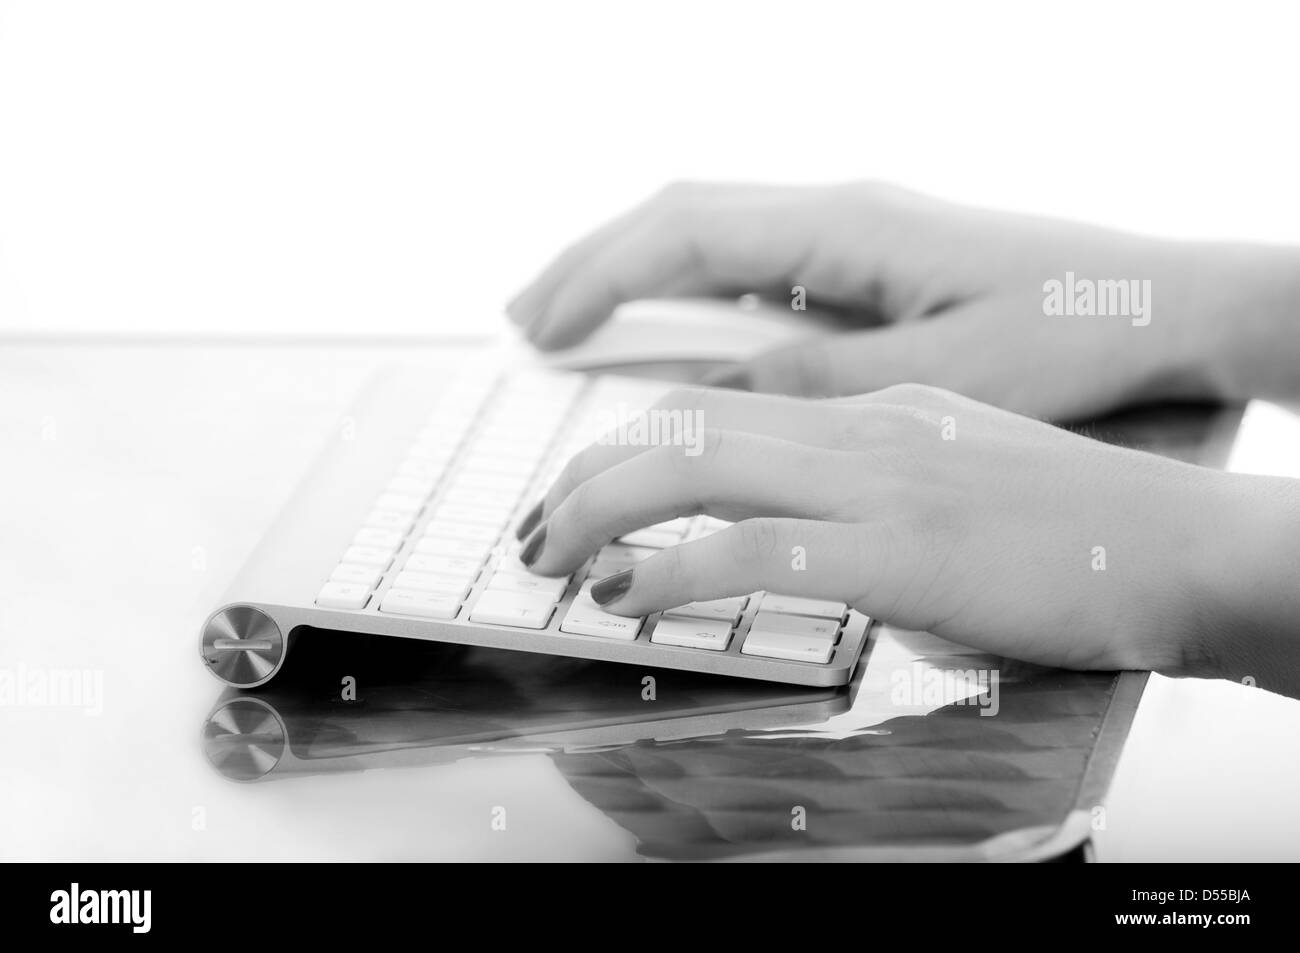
[1182,472,1300,696]
[1170,241,1300,403]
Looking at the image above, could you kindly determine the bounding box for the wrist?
[1178,472,1300,695]
[1162,241,1300,403]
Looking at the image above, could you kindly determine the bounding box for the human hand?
[508,182,1296,419]
[516,384,1299,680]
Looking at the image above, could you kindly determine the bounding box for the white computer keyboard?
[200,364,872,688]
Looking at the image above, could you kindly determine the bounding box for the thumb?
[701,300,1088,415]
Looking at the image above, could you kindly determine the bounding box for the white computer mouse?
[534,297,843,373]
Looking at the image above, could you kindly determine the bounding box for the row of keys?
[315,371,577,614]
[535,381,851,663]
[546,509,850,663]
[372,377,672,628]
[371,372,583,623]
[316,371,853,666]
[649,593,848,663]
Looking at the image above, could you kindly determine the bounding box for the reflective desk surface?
[4,343,1300,861]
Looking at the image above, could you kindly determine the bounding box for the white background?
[2,0,1299,337]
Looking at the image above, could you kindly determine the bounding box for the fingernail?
[515,499,545,541]
[702,366,752,391]
[591,569,633,606]
[520,523,547,568]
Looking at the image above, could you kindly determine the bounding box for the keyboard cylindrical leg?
[199,604,289,687]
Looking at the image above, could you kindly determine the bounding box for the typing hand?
[516,385,1299,680]
[509,182,1261,420]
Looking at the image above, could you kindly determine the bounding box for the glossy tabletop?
[4,342,1300,861]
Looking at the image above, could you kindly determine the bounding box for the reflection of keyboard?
[199,362,871,689]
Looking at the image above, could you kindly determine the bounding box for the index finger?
[516,183,825,350]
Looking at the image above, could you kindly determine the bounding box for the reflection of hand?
[510,182,1300,419]
[520,385,1300,688]
[550,670,1118,860]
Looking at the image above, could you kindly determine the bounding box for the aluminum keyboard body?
[199,363,872,688]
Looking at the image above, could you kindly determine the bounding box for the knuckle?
[735,518,782,565]
[696,426,729,468]
[670,426,726,472]
[826,407,873,451]
[561,477,597,522]
[553,449,592,501]
[828,179,896,210]
[656,385,709,412]
[657,179,706,204]
[653,543,689,597]
[875,382,948,407]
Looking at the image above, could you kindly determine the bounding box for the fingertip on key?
[591,568,634,607]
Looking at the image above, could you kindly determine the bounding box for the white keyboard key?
[427,405,466,428]
[422,520,498,543]
[487,571,570,600]
[353,527,405,549]
[651,616,732,651]
[508,370,583,394]
[560,584,642,640]
[404,554,481,579]
[688,517,732,540]
[342,545,394,569]
[478,422,556,443]
[465,438,541,462]
[408,449,460,468]
[422,417,474,438]
[741,627,835,664]
[432,504,508,527]
[433,389,488,408]
[469,590,556,629]
[392,571,471,598]
[561,608,642,641]
[441,487,519,510]
[488,396,563,413]
[648,518,694,535]
[375,493,425,514]
[398,458,446,479]
[664,596,748,625]
[430,395,482,414]
[417,415,468,436]
[759,594,848,620]
[749,610,841,640]
[330,564,383,588]
[315,581,371,610]
[386,476,436,498]
[414,536,492,561]
[414,430,467,451]
[410,445,459,465]
[618,527,684,549]
[496,543,550,576]
[480,419,545,437]
[459,453,535,476]
[364,509,414,531]
[453,472,529,494]
[380,589,461,620]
